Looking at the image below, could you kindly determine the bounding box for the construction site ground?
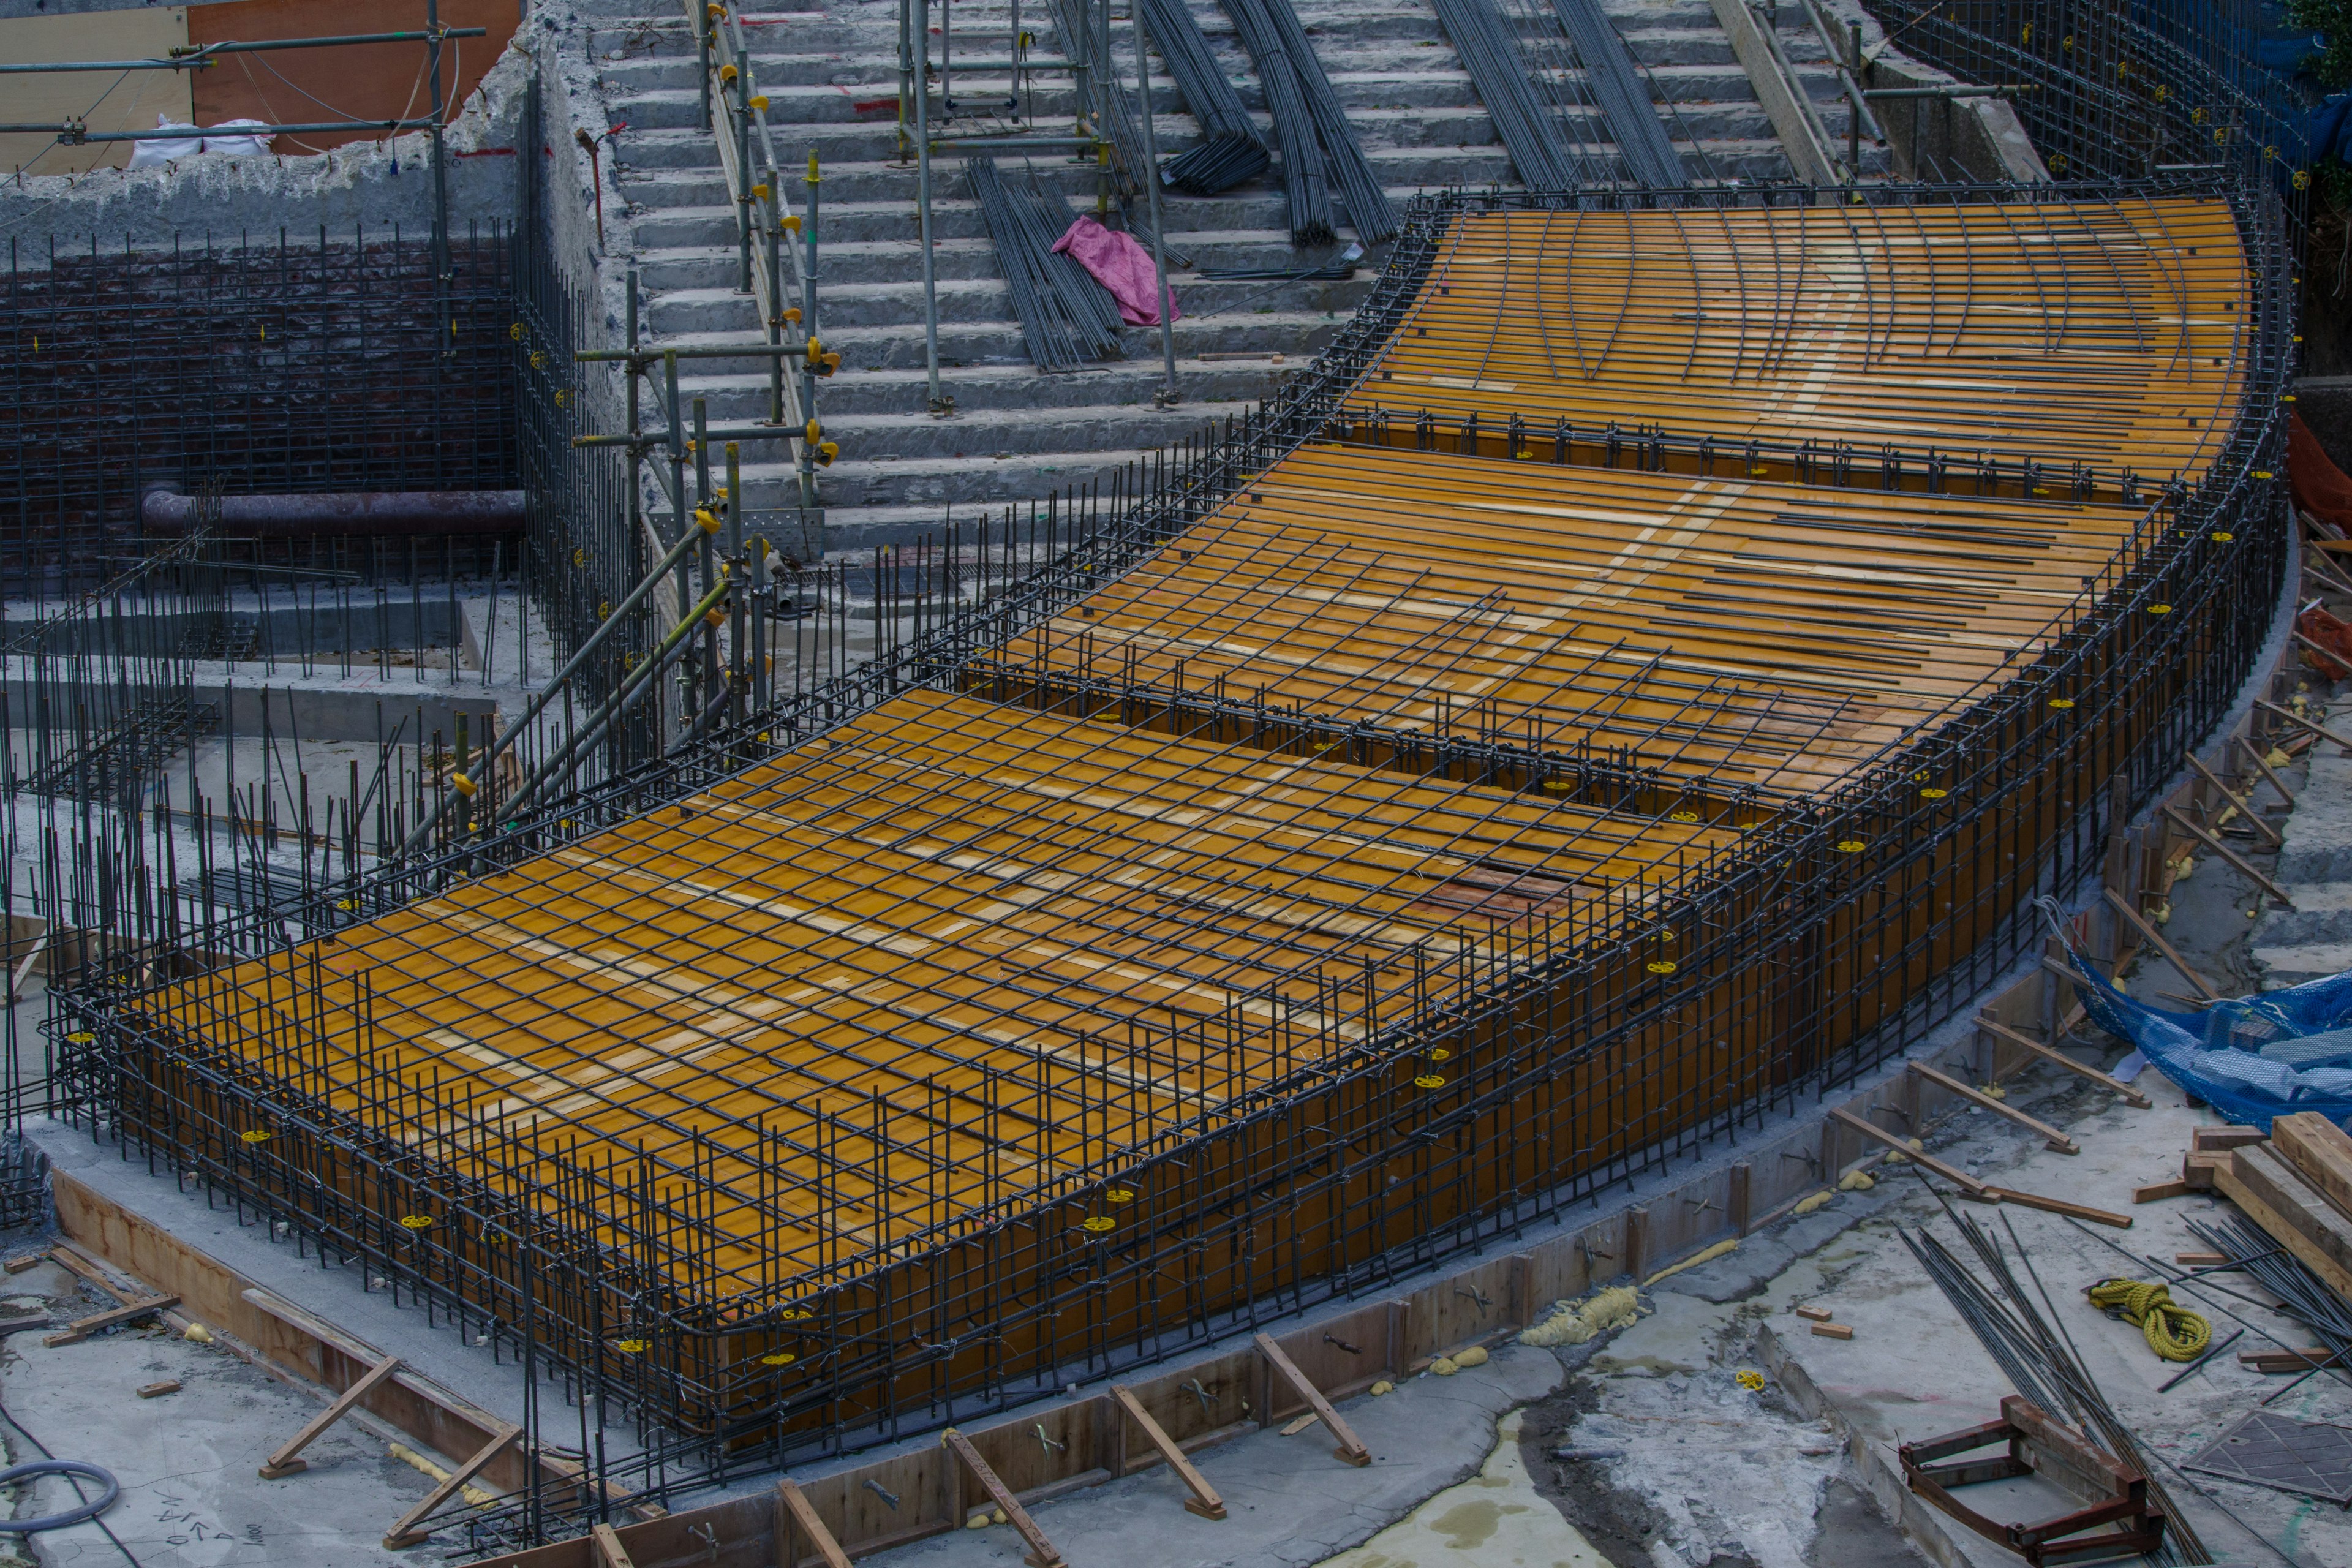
[0,682,2339,1568]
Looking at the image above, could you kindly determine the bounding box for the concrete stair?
[569,0,1887,552]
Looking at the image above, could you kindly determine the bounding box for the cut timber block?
[2193,1126,2266,1152]
[2182,1149,2230,1191]
[2174,1253,2228,1267]
[2272,1112,2352,1223]
[2216,1146,2352,1303]
[2240,1348,2343,1374]
[1811,1323,1855,1341]
[591,1523,635,1568]
[1794,1306,1833,1322]
[2135,1180,2192,1204]
[135,1379,179,1398]
[4,1253,43,1274]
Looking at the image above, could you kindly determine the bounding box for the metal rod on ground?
[1133,5,1177,407]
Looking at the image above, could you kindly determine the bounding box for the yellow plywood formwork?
[1348,198,2250,495]
[88,187,2283,1451]
[996,445,2153,798]
[135,690,1735,1315]
[0,10,192,176]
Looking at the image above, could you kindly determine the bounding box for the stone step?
[659,355,1295,419]
[658,303,1351,369]
[643,265,1372,333]
[633,226,1355,289]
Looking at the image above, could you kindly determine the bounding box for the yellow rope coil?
[2087,1278,2209,1362]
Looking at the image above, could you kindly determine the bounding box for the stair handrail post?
[1131,7,1177,407]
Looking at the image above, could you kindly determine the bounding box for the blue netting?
[2053,915,2352,1132]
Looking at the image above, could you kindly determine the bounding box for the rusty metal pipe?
[141,488,527,537]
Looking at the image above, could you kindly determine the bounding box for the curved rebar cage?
[14,3,2313,1550]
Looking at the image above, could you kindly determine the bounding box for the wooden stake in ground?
[1254,1333,1373,1467]
[260,1353,403,1479]
[1110,1384,1227,1519]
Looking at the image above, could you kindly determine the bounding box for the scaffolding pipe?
[914,0,949,415]
[1133,7,1178,407]
[400,510,725,853]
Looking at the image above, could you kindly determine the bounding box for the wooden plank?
[775,1477,853,1568]
[1824,1106,1987,1195]
[1253,1332,1371,1467]
[942,1430,1065,1568]
[1910,1061,2078,1153]
[2272,1112,2352,1223]
[1978,1187,2132,1229]
[382,1421,522,1549]
[1974,1016,2151,1107]
[43,1293,179,1347]
[260,1352,402,1478]
[2163,805,2293,905]
[2182,753,2283,845]
[2216,1147,2352,1302]
[2135,1180,2191,1204]
[1109,1384,1226,1520]
[2254,698,2352,755]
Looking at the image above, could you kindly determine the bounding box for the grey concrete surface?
[886,1345,1562,1568]
[0,1254,459,1566]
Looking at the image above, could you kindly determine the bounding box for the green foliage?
[2287,1,2352,89]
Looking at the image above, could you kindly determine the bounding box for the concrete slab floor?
[0,1254,459,1567]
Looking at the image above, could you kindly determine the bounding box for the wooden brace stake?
[1826,1106,1987,1194]
[1109,1384,1227,1519]
[43,1293,180,1348]
[775,1476,852,1568]
[381,1421,522,1549]
[591,1523,635,1568]
[1253,1333,1371,1466]
[2102,889,2223,1003]
[1975,1016,2151,1108]
[2182,753,2283,846]
[260,1352,402,1478]
[942,1429,1066,1568]
[1909,1062,2078,1154]
[2163,805,2293,906]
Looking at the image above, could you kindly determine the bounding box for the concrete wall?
[1825,0,2050,183]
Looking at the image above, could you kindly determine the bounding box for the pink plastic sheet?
[1050,216,1180,326]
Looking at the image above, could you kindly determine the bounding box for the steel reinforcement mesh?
[44,165,2298,1512]
[0,227,519,595]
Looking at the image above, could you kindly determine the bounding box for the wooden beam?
[2102,889,2223,1003]
[1825,1106,1988,1194]
[1974,1016,2152,1107]
[942,1429,1066,1568]
[1109,1384,1227,1520]
[2273,1112,2352,1223]
[1253,1333,1371,1467]
[260,1352,402,1478]
[2237,733,2297,807]
[1909,1061,2078,1153]
[775,1476,853,1568]
[2163,805,2293,906]
[2220,1146,2352,1301]
[591,1523,636,1568]
[382,1422,522,1550]
[2182,753,2283,845]
[43,1293,179,1348]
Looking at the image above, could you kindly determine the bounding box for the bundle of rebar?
[1901,1213,2211,1564]
[1047,0,1147,198]
[968,157,1126,371]
[1264,0,1399,241]
[1433,0,1582,190]
[1140,0,1271,194]
[1550,0,1684,187]
[1219,0,1332,244]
